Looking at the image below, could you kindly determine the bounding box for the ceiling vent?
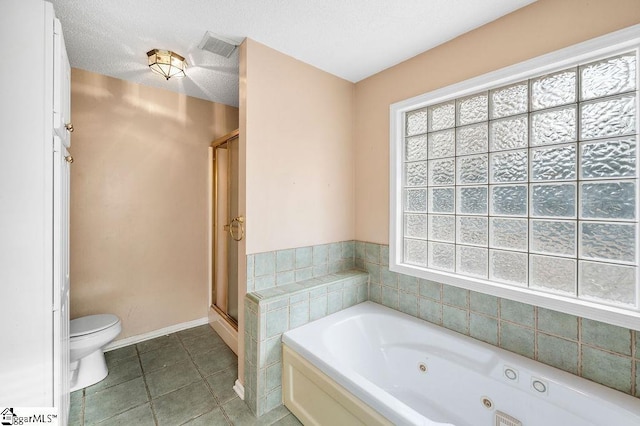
[198,32,239,58]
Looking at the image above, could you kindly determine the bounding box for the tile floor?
[69,324,301,425]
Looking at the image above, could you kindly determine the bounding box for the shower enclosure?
[210,130,241,330]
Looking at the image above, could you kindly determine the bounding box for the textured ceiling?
[50,0,537,107]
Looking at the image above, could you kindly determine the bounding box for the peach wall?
[243,39,356,255]
[70,69,238,339]
[354,0,640,244]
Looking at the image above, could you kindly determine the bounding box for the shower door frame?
[210,129,240,332]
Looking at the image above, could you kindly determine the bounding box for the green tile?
[357,283,367,303]
[343,286,358,308]
[355,241,365,260]
[419,297,442,325]
[399,292,418,317]
[313,244,329,266]
[380,246,390,267]
[635,331,639,359]
[419,279,441,300]
[442,285,468,308]
[470,313,498,345]
[537,333,578,374]
[68,391,83,426]
[399,274,418,294]
[537,308,578,340]
[500,322,534,358]
[85,354,142,394]
[273,413,303,425]
[153,381,218,426]
[178,324,215,341]
[365,263,381,284]
[145,359,201,398]
[581,346,632,393]
[365,243,380,264]
[380,268,398,288]
[182,332,227,357]
[265,386,283,413]
[255,275,276,291]
[469,291,498,317]
[205,367,239,405]
[266,363,282,393]
[247,255,255,279]
[105,345,137,365]
[500,299,534,326]
[266,298,289,312]
[369,285,382,304]
[97,403,155,426]
[294,267,313,282]
[84,377,148,425]
[139,343,190,373]
[328,243,342,263]
[382,287,399,310]
[295,247,313,268]
[182,407,229,426]
[443,305,468,334]
[137,334,181,354]
[276,271,296,286]
[313,264,328,277]
[582,318,632,356]
[255,252,276,277]
[193,345,237,376]
[221,396,290,425]
[276,249,295,272]
[289,301,309,328]
[636,360,640,398]
[327,291,343,314]
[309,296,327,321]
[262,336,282,368]
[342,241,355,259]
[289,292,308,305]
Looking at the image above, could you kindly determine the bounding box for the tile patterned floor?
[69,325,301,426]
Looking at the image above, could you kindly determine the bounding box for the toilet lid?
[70,314,120,337]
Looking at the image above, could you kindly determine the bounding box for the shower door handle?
[227,216,244,241]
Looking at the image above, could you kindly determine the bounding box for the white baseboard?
[233,379,245,400]
[104,317,209,351]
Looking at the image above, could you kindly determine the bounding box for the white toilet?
[69,314,121,392]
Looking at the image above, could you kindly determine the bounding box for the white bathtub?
[282,301,640,426]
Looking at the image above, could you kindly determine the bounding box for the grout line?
[136,344,159,426]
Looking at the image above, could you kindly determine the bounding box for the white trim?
[104,317,209,351]
[389,24,640,331]
[233,379,245,400]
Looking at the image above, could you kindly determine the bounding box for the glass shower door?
[212,132,241,326]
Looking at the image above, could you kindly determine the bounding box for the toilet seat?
[71,314,120,337]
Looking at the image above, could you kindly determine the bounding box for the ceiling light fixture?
[146,49,187,80]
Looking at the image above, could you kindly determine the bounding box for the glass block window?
[397,50,639,310]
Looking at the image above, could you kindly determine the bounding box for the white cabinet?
[54,19,72,147]
[0,1,70,423]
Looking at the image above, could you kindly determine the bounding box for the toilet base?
[70,349,108,392]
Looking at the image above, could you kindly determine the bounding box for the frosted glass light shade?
[147,49,187,80]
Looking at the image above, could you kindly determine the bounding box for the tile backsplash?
[357,241,640,398]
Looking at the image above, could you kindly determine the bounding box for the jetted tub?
[281,301,640,426]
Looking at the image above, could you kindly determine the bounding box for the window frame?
[389,24,640,330]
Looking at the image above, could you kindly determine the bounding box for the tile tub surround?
[246,241,355,292]
[244,269,369,416]
[357,241,640,399]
